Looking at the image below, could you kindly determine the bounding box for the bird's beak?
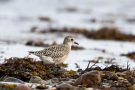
[74,42,79,45]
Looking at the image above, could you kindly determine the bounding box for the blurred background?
[0,0,135,69]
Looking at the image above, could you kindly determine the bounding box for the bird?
[29,36,79,64]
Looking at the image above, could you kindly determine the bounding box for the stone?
[128,84,135,90]
[29,76,45,84]
[14,84,32,90]
[56,83,76,90]
[4,77,25,84]
[74,70,101,87]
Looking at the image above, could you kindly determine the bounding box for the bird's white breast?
[40,56,54,64]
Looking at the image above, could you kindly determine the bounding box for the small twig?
[126,61,130,70]
[89,60,99,69]
[81,59,99,74]
[85,61,91,70]
[75,63,80,69]
[80,61,91,74]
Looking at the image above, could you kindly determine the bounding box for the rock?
[0,83,17,90]
[29,76,45,84]
[76,87,94,90]
[36,85,48,89]
[111,79,130,87]
[118,77,126,80]
[128,77,135,84]
[74,70,101,87]
[111,87,127,90]
[63,79,76,85]
[14,84,32,90]
[116,72,126,77]
[56,83,76,90]
[102,83,111,88]
[102,71,118,81]
[128,84,135,90]
[3,77,25,84]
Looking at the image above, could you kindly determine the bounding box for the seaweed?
[0,57,76,82]
[31,27,135,42]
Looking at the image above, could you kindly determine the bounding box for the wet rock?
[36,84,48,89]
[111,79,130,87]
[3,77,25,84]
[118,77,126,80]
[128,77,135,84]
[128,84,135,90]
[0,83,17,90]
[116,72,126,77]
[63,79,76,85]
[29,76,45,84]
[102,82,111,88]
[56,83,76,90]
[14,84,32,90]
[111,87,127,90]
[74,70,101,87]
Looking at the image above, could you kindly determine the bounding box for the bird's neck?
[63,43,72,49]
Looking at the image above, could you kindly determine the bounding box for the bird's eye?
[71,39,73,41]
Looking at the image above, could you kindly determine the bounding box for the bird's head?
[63,36,79,46]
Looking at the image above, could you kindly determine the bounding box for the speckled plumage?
[29,36,78,64]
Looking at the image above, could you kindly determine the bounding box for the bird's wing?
[43,45,70,58]
[33,45,70,58]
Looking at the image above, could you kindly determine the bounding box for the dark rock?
[36,85,48,89]
[14,84,32,90]
[128,84,135,90]
[29,76,45,84]
[128,77,135,84]
[56,83,75,90]
[74,70,101,87]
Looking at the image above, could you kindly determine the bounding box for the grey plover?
[29,36,79,64]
